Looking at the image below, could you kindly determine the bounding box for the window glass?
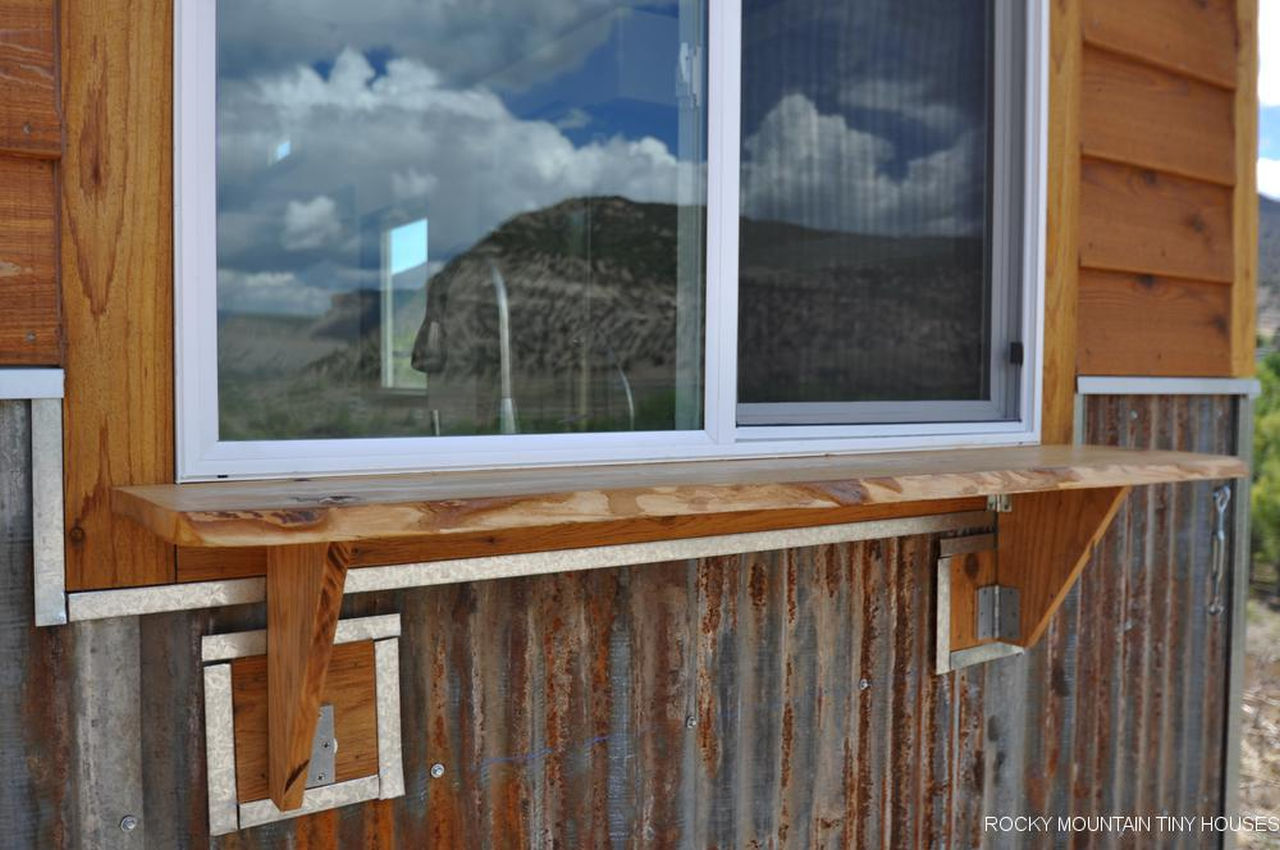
[737,0,1010,421]
[215,1,707,440]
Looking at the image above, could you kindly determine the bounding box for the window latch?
[1009,341,1024,366]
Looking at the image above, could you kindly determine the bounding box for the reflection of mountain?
[217,195,989,439]
[412,195,986,405]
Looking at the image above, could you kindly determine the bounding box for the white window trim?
[174,0,1048,481]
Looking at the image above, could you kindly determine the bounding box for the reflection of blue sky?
[215,0,991,316]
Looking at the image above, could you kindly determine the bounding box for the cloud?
[839,79,967,133]
[740,93,981,236]
[282,196,343,251]
[1263,0,1280,106]
[217,48,688,312]
[1260,158,1280,200]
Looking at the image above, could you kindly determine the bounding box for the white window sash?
[173,0,1047,481]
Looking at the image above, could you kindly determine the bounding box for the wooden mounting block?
[942,487,1131,668]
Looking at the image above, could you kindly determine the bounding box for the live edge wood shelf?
[112,444,1244,812]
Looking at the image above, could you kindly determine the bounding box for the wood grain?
[1232,0,1258,376]
[1079,158,1233,283]
[1078,270,1232,376]
[1081,46,1234,186]
[61,0,175,589]
[1041,0,1082,445]
[267,542,351,811]
[948,548,998,652]
[0,156,59,364]
[175,497,989,581]
[1082,0,1237,89]
[114,445,1246,549]
[0,0,59,157]
[997,486,1130,648]
[231,641,379,804]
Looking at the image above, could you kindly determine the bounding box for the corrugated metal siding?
[0,395,1241,848]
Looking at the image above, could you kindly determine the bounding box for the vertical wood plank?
[0,0,60,157]
[267,542,350,811]
[60,0,174,589]
[1041,0,1081,443]
[1232,0,1258,375]
[0,156,59,363]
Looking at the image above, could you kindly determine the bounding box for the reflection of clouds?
[218,270,334,316]
[839,79,967,134]
[740,93,981,237]
[218,48,687,313]
[282,195,342,251]
[217,0,627,92]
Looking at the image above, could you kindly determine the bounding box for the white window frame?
[174,0,1048,481]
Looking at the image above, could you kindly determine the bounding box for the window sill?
[114,444,1244,550]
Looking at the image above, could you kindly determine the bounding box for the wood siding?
[1068,0,1256,380]
[0,0,59,364]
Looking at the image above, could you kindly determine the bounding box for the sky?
[1260,0,1280,198]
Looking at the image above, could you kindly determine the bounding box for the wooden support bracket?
[940,487,1130,671]
[266,542,350,811]
[997,486,1129,648]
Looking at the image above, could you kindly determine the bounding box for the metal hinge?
[307,704,338,789]
[677,43,704,108]
[986,494,1013,513]
[976,585,1021,642]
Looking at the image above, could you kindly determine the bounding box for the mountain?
[1260,194,1280,343]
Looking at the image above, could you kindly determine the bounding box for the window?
[176,0,1046,480]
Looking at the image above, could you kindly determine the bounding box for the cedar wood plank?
[1082,0,1237,89]
[61,0,175,588]
[1081,45,1234,186]
[0,156,59,363]
[114,445,1246,548]
[0,0,60,158]
[1078,270,1232,376]
[1041,0,1082,443]
[1079,158,1234,284]
[1232,0,1258,375]
[266,542,350,810]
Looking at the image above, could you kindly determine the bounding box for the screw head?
[858,678,871,691]
[430,763,446,779]
[119,815,139,832]
[685,715,697,729]
[315,772,326,782]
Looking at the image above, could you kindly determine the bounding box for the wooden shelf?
[112,443,1243,812]
[114,445,1243,548]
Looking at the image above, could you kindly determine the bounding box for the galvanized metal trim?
[67,577,265,621]
[344,511,995,594]
[1222,394,1253,839]
[200,613,402,662]
[30,398,65,626]
[66,511,994,621]
[938,533,996,557]
[0,368,64,400]
[949,642,1024,669]
[237,776,381,831]
[1076,376,1261,398]
[936,558,952,674]
[374,638,405,800]
[203,663,239,837]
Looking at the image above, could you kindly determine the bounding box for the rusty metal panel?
[0,393,1242,847]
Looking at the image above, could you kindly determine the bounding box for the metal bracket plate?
[306,704,337,789]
